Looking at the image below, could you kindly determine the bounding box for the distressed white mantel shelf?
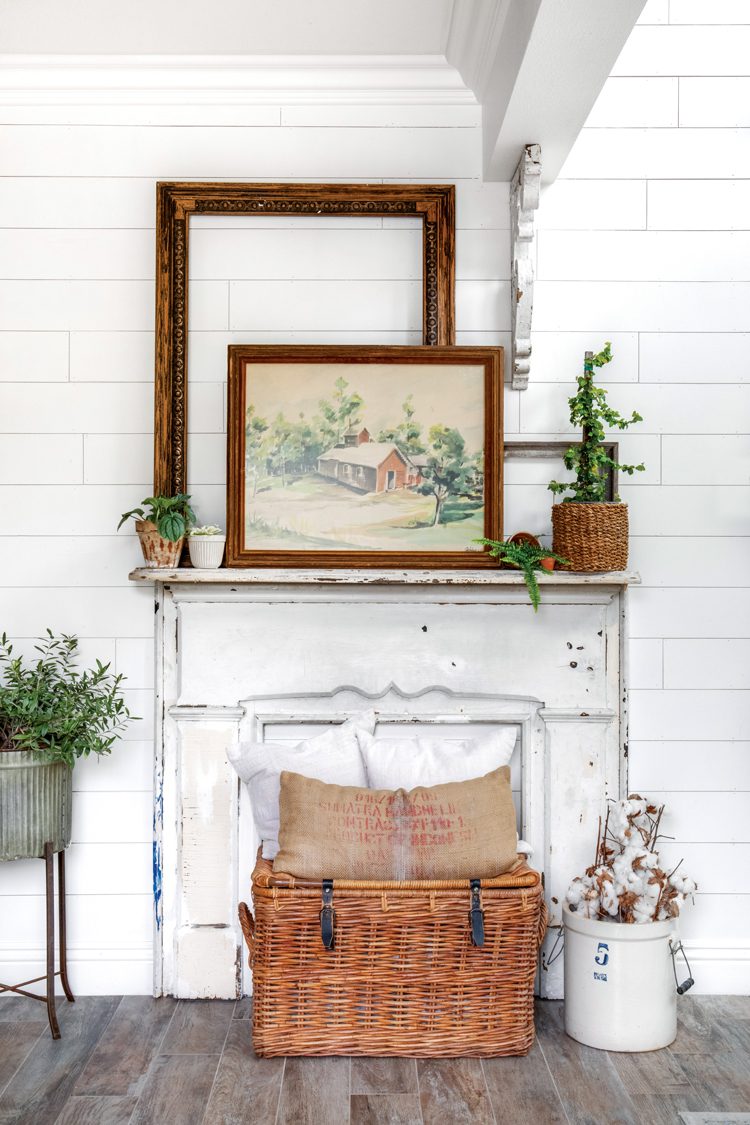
[129,567,639,587]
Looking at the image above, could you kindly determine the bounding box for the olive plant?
[0,631,133,768]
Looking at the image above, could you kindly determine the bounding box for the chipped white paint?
[130,567,639,586]
[510,142,541,390]
[146,570,634,1000]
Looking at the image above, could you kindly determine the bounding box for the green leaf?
[158,512,186,541]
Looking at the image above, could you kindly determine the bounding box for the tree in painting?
[316,376,364,449]
[377,394,426,455]
[418,425,477,526]
[245,405,269,499]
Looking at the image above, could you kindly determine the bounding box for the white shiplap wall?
[1,0,748,994]
[0,98,516,994]
[535,0,750,991]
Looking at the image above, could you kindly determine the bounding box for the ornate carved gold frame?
[154,182,456,495]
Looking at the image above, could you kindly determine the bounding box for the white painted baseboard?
[0,942,153,996]
[681,942,750,996]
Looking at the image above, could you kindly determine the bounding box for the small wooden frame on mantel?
[154,181,456,497]
[505,440,620,502]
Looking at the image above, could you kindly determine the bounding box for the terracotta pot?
[135,520,184,568]
[509,531,541,549]
[540,557,555,572]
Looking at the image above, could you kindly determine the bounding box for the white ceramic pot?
[187,535,225,569]
[563,902,679,1052]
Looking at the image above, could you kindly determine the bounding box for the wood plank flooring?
[0,996,747,1124]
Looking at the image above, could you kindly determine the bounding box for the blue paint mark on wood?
[152,840,163,930]
[153,772,164,930]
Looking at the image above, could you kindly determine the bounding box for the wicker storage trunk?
[239,855,547,1058]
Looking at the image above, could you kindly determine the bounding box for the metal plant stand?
[0,843,75,1038]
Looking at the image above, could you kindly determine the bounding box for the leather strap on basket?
[469,879,485,947]
[320,880,335,950]
[238,902,255,968]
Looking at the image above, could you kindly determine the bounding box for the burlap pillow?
[274,766,519,881]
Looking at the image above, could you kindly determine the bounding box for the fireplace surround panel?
[138,568,635,1001]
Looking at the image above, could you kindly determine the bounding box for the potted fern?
[0,632,133,860]
[548,343,644,571]
[477,537,567,612]
[118,493,195,568]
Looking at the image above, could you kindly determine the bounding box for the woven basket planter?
[552,501,629,572]
[0,751,72,860]
[240,854,547,1058]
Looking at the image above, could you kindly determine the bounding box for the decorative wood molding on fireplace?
[137,567,637,1001]
[154,181,456,496]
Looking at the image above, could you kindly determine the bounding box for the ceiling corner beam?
[471,0,646,184]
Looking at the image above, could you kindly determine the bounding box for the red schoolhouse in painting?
[317,441,410,493]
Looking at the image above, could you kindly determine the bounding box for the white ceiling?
[0,0,646,183]
[0,0,455,55]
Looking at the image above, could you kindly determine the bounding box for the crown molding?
[446,0,512,102]
[0,53,477,106]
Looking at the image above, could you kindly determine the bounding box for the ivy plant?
[0,631,134,768]
[548,343,645,504]
[118,493,195,542]
[477,538,568,612]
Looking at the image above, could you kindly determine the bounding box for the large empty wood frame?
[153,182,456,495]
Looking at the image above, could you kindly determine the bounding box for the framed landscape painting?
[226,345,502,568]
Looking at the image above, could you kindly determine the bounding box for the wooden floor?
[0,995,748,1124]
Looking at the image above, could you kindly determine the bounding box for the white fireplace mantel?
[130,567,639,587]
[133,567,638,1001]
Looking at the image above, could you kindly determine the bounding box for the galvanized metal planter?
[0,751,72,860]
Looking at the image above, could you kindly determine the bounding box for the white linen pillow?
[227,710,376,860]
[356,725,517,791]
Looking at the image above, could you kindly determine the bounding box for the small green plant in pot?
[187,524,225,570]
[548,343,645,571]
[0,631,133,860]
[477,537,568,612]
[118,493,195,568]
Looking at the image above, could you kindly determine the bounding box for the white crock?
[563,902,678,1052]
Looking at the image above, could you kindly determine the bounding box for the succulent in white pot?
[562,796,696,1052]
[187,525,225,569]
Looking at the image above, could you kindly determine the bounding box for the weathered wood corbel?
[510,143,541,390]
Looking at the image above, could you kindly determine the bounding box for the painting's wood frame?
[154,182,456,496]
[226,344,502,569]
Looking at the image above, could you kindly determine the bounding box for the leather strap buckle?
[320,879,335,950]
[469,879,485,947]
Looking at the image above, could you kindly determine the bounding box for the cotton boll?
[670,874,697,895]
[644,879,662,900]
[632,897,656,924]
[623,797,648,818]
[580,895,600,920]
[600,879,619,917]
[566,879,586,907]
